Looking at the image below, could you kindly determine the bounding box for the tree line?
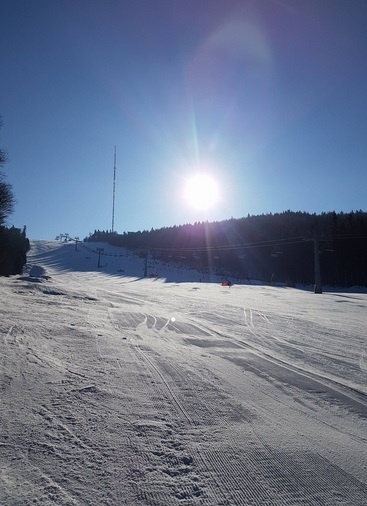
[85,210,367,287]
[0,117,29,276]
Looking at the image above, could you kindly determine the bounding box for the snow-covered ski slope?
[1,240,367,505]
[26,240,227,283]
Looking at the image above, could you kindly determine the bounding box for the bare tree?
[0,116,15,225]
[0,116,7,167]
[0,149,6,167]
[0,176,15,225]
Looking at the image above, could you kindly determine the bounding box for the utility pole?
[313,236,322,294]
[111,146,116,232]
[144,250,148,277]
[97,247,104,269]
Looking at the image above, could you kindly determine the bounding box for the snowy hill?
[1,240,367,505]
[26,240,227,284]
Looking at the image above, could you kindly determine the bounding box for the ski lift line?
[149,242,284,253]
[334,234,367,239]
[83,232,366,256]
[87,238,300,256]
[166,235,305,251]
[146,232,367,254]
[147,236,311,254]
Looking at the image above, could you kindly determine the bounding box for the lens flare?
[184,174,220,210]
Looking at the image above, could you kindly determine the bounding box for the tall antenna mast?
[112,146,116,232]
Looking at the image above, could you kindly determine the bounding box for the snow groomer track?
[1,240,367,505]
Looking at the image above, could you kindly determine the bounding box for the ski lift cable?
[147,235,312,254]
[86,232,367,256]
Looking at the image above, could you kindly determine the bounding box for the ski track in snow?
[1,240,367,505]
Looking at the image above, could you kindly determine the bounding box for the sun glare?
[184,173,220,210]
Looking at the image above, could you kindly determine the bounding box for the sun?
[184,173,220,210]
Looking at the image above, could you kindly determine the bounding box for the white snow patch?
[1,240,366,505]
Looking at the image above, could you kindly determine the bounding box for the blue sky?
[0,0,366,240]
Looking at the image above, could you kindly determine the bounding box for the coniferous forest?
[0,225,29,276]
[86,210,367,288]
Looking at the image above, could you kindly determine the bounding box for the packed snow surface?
[1,240,367,505]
